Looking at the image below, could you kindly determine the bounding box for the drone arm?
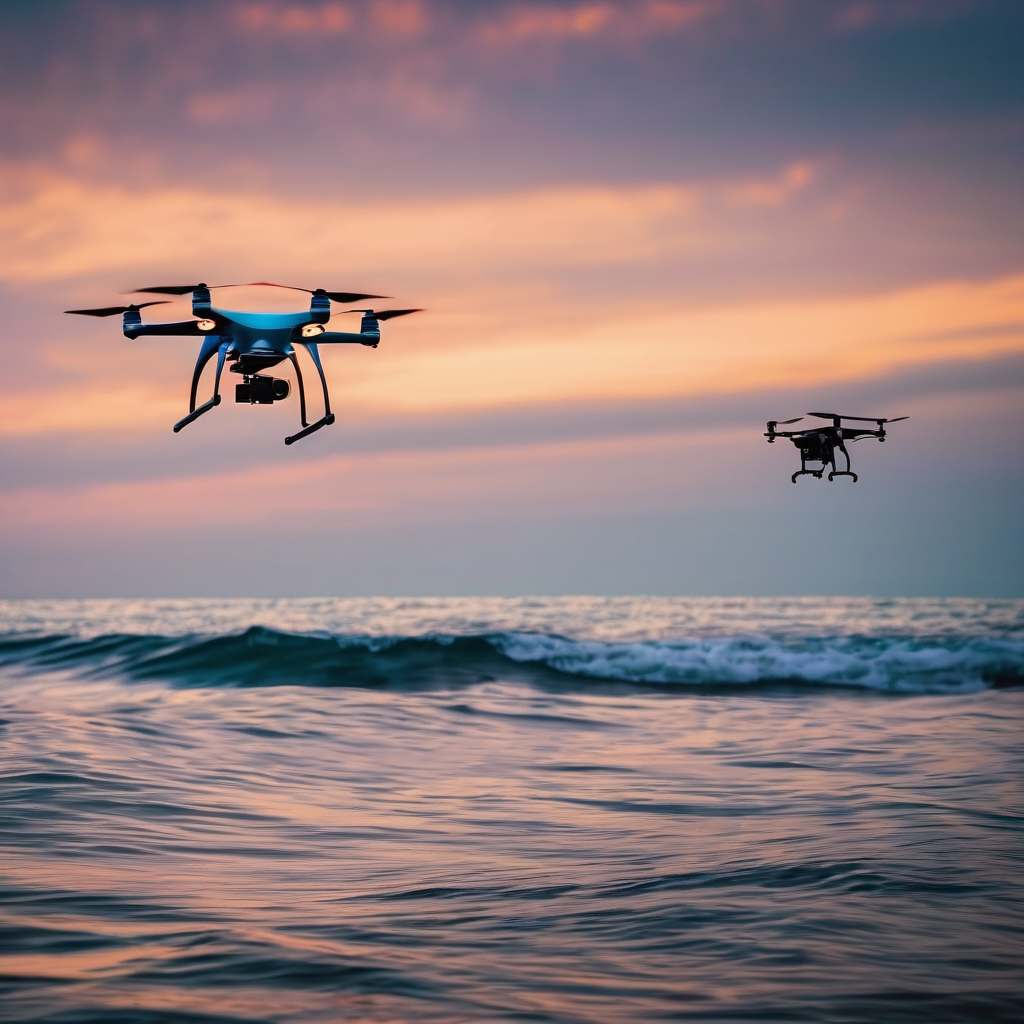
[313,313,380,347]
[316,331,378,346]
[124,319,208,340]
[843,428,883,442]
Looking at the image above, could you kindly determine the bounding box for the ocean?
[1,596,1022,1023]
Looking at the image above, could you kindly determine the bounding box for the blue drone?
[66,282,420,444]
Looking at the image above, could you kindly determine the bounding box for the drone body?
[765,413,907,483]
[66,283,420,444]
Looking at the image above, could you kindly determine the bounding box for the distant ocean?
[1,597,1022,1023]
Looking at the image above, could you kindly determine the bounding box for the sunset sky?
[1,0,1022,596]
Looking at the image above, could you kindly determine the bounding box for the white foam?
[489,633,1024,692]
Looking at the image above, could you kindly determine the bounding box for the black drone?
[66,282,421,444]
[765,412,907,482]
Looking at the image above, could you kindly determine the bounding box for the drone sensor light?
[301,323,325,338]
[197,319,217,331]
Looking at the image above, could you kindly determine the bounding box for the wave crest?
[2,626,1022,694]
[493,632,1024,692]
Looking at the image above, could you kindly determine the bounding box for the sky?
[0,0,1022,598]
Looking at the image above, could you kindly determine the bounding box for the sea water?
[1,597,1021,1022]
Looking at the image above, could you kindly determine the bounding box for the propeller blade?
[65,301,169,317]
[133,283,247,295]
[246,281,309,293]
[808,412,904,422]
[247,282,388,304]
[135,284,207,295]
[325,290,388,303]
[371,308,422,320]
[886,416,909,422]
[776,417,804,425]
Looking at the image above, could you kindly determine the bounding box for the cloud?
[235,2,357,34]
[830,0,979,35]
[0,427,751,533]
[330,273,1024,414]
[2,357,1021,536]
[5,348,1017,486]
[234,1,429,36]
[479,1,727,45]
[4,268,1022,437]
[481,3,616,42]
[229,0,730,48]
[723,161,817,208]
[0,160,829,285]
[2,160,1021,433]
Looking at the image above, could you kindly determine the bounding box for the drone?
[765,412,907,482]
[66,282,421,444]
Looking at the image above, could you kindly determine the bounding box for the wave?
[1,626,1022,694]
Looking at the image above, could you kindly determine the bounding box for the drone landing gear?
[285,340,336,445]
[791,453,826,483]
[285,413,335,445]
[828,443,857,481]
[174,394,221,432]
[174,340,228,433]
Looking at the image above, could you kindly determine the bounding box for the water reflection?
[2,660,1021,1022]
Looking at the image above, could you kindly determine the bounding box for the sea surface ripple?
[0,597,1021,1023]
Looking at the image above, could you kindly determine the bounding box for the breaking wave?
[1,626,1021,694]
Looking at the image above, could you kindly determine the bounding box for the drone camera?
[235,375,290,405]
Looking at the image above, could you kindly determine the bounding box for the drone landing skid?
[173,394,221,432]
[285,413,335,446]
[828,470,858,482]
[791,468,823,483]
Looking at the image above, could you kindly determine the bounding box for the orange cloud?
[235,2,355,33]
[2,160,1020,436]
[0,161,820,283]
[723,161,817,208]
[333,273,1024,414]
[0,428,746,532]
[233,0,429,36]
[481,1,725,44]
[4,271,1021,437]
[371,0,428,34]
[488,4,614,41]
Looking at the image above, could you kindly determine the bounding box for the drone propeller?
[765,416,804,441]
[248,282,388,304]
[773,417,804,426]
[807,412,907,423]
[134,283,244,295]
[347,307,422,321]
[65,301,169,317]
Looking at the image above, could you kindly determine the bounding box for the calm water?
[1,597,1022,1023]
